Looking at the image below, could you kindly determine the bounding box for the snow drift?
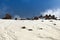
[0,19,60,40]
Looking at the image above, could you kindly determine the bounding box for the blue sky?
[0,0,60,18]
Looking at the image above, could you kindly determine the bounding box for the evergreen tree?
[2,13,12,19]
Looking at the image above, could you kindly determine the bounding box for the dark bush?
[26,18,31,20]
[15,18,17,20]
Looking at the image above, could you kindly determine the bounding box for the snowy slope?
[0,19,60,40]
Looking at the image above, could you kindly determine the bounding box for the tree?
[39,15,43,18]
[33,16,39,20]
[51,15,57,20]
[49,14,52,19]
[2,13,12,19]
[44,14,49,19]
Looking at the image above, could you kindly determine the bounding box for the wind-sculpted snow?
[0,19,60,40]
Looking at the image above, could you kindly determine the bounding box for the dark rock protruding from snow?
[21,26,26,29]
[15,18,17,20]
[39,28,43,30]
[53,23,56,25]
[28,29,33,31]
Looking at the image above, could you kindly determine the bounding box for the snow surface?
[0,19,60,40]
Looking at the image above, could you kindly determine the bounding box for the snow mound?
[0,19,60,40]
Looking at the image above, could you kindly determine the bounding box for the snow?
[0,19,60,40]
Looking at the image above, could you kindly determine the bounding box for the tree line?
[2,13,59,20]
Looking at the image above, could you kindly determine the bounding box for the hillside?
[0,19,60,40]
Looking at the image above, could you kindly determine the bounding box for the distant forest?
[2,13,60,20]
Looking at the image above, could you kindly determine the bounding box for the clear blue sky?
[0,0,60,18]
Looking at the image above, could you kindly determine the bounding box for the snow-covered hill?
[0,19,60,40]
